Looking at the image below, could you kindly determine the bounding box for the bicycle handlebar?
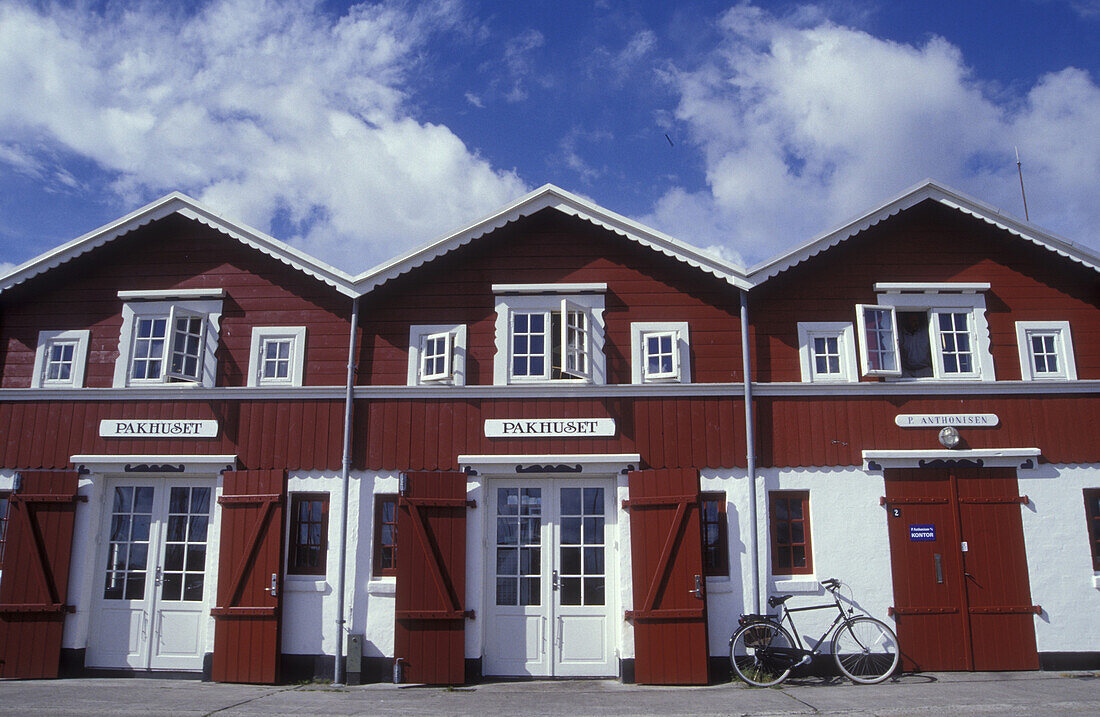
[820,578,841,591]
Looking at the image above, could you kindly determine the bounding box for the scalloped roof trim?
[746,180,1100,284]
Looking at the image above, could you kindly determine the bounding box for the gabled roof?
[746,180,1100,284]
[352,184,751,292]
[0,192,359,297]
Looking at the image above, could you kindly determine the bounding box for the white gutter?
[333,296,360,684]
[740,291,761,614]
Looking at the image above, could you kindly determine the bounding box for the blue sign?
[909,524,936,542]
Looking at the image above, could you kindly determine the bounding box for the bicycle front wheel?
[832,616,899,684]
[730,621,794,687]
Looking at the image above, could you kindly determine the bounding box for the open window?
[1016,321,1077,381]
[247,326,307,387]
[493,284,606,385]
[113,289,224,388]
[408,324,466,386]
[855,284,994,381]
[31,329,90,388]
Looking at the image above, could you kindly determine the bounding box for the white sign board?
[485,418,616,438]
[895,414,998,428]
[100,419,219,438]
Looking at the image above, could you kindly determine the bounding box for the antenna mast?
[1015,146,1030,221]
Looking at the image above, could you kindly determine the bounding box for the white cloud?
[0,0,527,272]
[503,28,546,102]
[649,4,1100,264]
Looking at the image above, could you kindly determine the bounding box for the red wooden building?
[0,181,1097,684]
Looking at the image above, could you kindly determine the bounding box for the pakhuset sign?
[100,419,219,438]
[485,418,616,438]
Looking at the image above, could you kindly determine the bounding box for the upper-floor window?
[631,322,691,383]
[492,284,606,385]
[247,327,307,387]
[1015,321,1077,381]
[797,322,857,383]
[855,283,994,381]
[407,324,467,386]
[31,329,90,388]
[112,289,224,388]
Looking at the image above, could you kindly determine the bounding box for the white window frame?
[630,322,691,384]
[796,322,857,383]
[408,324,467,386]
[113,296,223,388]
[1015,321,1077,381]
[492,284,606,386]
[247,326,307,387]
[855,286,995,381]
[31,329,90,389]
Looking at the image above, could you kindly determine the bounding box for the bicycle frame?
[774,590,851,657]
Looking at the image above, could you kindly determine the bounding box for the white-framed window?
[1015,321,1077,381]
[855,284,995,381]
[112,290,224,388]
[796,322,857,382]
[247,326,307,387]
[408,324,467,386]
[31,329,90,388]
[492,284,606,386]
[630,322,691,383]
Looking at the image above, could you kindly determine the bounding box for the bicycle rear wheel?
[832,616,899,684]
[730,621,794,687]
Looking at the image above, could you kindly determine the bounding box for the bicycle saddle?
[767,594,793,608]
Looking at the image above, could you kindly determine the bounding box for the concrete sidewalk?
[1,671,1098,716]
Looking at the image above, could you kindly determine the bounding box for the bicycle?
[729,578,899,686]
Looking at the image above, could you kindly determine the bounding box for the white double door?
[86,477,215,671]
[484,477,617,677]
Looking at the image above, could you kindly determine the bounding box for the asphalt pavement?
[1,670,1098,716]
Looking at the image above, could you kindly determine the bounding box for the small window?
[0,491,9,570]
[248,327,307,387]
[373,495,398,577]
[856,305,901,377]
[1016,321,1077,381]
[32,330,90,388]
[407,325,466,386]
[288,493,328,576]
[770,491,812,576]
[113,293,223,388]
[797,323,857,382]
[701,493,729,577]
[630,322,691,383]
[1084,489,1100,572]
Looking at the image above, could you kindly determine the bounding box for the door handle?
[263,573,278,597]
[552,570,559,591]
[689,574,704,600]
[934,553,944,584]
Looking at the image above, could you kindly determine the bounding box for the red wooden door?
[211,470,285,684]
[0,471,80,679]
[394,471,469,685]
[885,467,1038,672]
[625,468,709,685]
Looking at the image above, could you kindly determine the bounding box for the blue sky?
[1,0,1098,275]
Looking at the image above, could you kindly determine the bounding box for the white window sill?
[368,579,396,596]
[1093,574,1100,590]
[772,577,820,593]
[284,578,328,592]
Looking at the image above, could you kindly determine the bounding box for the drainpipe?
[740,289,761,614]
[334,296,360,685]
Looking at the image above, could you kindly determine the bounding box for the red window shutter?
[625,468,709,685]
[394,471,469,685]
[0,471,80,679]
[211,470,286,684]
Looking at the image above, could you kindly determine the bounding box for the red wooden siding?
[357,396,745,471]
[394,471,469,685]
[211,469,286,684]
[0,470,79,678]
[750,201,1100,383]
[357,210,743,386]
[0,399,345,470]
[626,468,709,685]
[757,394,1100,467]
[0,214,353,389]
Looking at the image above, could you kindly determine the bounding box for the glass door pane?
[103,486,155,601]
[495,487,542,606]
[558,487,605,606]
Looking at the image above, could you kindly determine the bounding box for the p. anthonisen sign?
[100,419,219,438]
[895,414,999,428]
[485,418,616,438]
